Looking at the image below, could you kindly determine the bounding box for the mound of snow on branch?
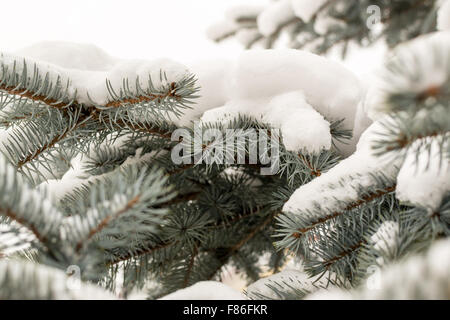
[2,41,366,158]
[195,49,363,155]
[1,41,190,106]
[438,0,450,31]
[159,281,246,300]
[283,120,401,213]
[366,32,450,120]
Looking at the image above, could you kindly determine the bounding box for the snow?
[230,50,362,131]
[2,42,364,156]
[201,91,331,153]
[264,92,331,152]
[0,260,117,299]
[206,20,240,42]
[396,138,450,210]
[257,0,296,37]
[16,41,117,72]
[235,29,262,46]
[198,49,363,155]
[225,5,264,22]
[1,41,190,107]
[367,32,450,121]
[159,281,246,300]
[357,238,450,299]
[246,269,310,299]
[314,11,346,35]
[291,0,328,23]
[246,267,330,299]
[0,223,34,256]
[370,220,399,256]
[179,59,234,126]
[438,0,450,31]
[283,120,401,213]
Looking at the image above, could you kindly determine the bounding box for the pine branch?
[0,83,73,110]
[292,185,397,238]
[16,113,92,169]
[103,82,180,108]
[0,207,46,244]
[75,195,141,253]
[322,240,366,269]
[0,156,63,248]
[107,240,178,266]
[208,212,279,280]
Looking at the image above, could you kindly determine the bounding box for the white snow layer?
[159,281,246,300]
[291,0,328,22]
[246,269,311,299]
[3,42,364,155]
[370,220,400,257]
[206,20,240,41]
[283,120,401,213]
[257,0,296,37]
[438,0,450,31]
[201,92,332,153]
[396,139,450,210]
[245,266,332,299]
[198,49,363,155]
[1,41,190,107]
[0,260,117,300]
[225,5,265,22]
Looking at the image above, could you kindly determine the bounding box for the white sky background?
[0,0,385,75]
[0,0,265,63]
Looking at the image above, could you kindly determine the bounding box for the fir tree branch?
[208,212,279,280]
[104,82,180,108]
[0,207,46,244]
[16,114,92,169]
[292,185,396,238]
[107,240,178,266]
[0,83,73,110]
[110,118,174,139]
[75,195,141,252]
[322,240,366,269]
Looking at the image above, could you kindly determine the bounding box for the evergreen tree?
[0,0,449,300]
[208,0,439,54]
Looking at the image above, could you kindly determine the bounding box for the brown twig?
[104,89,179,109]
[323,240,366,269]
[298,153,321,177]
[183,245,199,288]
[0,84,71,109]
[0,208,47,244]
[108,240,177,265]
